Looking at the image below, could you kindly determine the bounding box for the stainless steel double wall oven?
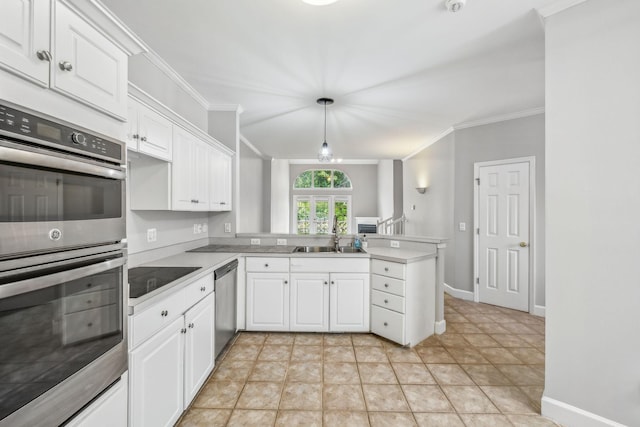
[0,102,128,426]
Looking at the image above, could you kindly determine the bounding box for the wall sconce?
[416,187,428,194]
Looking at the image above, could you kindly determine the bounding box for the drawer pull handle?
[264,264,269,267]
[58,61,73,71]
[87,300,92,304]
[87,322,93,327]
[161,310,168,317]
[200,286,206,292]
[384,322,388,327]
[181,328,187,334]
[384,267,389,272]
[384,299,389,304]
[384,283,389,288]
[188,323,194,328]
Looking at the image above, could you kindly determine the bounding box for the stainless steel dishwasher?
[214,259,238,359]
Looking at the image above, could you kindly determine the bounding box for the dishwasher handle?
[214,259,239,280]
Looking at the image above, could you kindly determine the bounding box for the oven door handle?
[0,143,126,180]
[0,256,126,299]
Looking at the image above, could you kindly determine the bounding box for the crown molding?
[239,134,267,159]
[453,107,545,130]
[402,127,454,162]
[209,104,245,114]
[536,0,588,18]
[142,50,211,110]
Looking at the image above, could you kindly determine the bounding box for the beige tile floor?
[178,294,560,426]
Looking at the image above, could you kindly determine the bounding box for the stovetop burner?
[128,266,201,298]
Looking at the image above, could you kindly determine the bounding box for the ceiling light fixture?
[302,0,339,5]
[317,97,334,163]
[445,0,466,13]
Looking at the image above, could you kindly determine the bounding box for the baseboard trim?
[434,320,446,335]
[444,283,475,301]
[542,396,627,427]
[533,305,546,317]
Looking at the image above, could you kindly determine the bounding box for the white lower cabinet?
[66,372,128,427]
[129,275,215,427]
[247,257,369,333]
[370,258,436,346]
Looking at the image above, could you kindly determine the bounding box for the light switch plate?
[390,240,400,248]
[224,223,231,233]
[146,228,157,243]
[250,238,261,245]
[276,239,287,246]
[459,222,466,231]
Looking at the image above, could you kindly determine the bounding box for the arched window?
[293,169,352,189]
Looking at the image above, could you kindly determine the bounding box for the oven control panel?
[0,103,123,164]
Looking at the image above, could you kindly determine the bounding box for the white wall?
[377,160,394,220]
[238,142,264,232]
[270,159,290,233]
[543,1,640,425]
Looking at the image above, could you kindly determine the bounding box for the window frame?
[292,195,352,235]
[293,169,353,190]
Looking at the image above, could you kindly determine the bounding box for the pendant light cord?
[323,100,327,143]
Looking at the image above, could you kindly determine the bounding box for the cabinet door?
[0,0,50,86]
[138,103,172,161]
[191,139,209,211]
[171,127,195,211]
[330,273,370,332]
[130,316,184,427]
[53,2,128,119]
[246,273,289,331]
[184,293,215,407]
[209,148,232,211]
[290,273,329,332]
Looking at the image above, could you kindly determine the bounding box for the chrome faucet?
[332,215,340,251]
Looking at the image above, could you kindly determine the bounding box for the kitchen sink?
[293,245,366,254]
[293,246,336,253]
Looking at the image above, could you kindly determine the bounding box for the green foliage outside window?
[294,169,352,189]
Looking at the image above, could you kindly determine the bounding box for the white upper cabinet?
[209,147,232,211]
[0,0,50,86]
[0,0,132,120]
[52,1,128,119]
[172,127,209,211]
[127,97,173,161]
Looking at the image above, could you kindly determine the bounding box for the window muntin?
[293,195,351,235]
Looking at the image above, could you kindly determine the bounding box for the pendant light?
[317,97,334,162]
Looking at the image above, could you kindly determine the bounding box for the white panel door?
[290,273,329,332]
[184,294,215,407]
[330,273,370,332]
[0,0,50,86]
[129,316,184,427]
[53,1,128,119]
[478,162,530,311]
[246,273,289,331]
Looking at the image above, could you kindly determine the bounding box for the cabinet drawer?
[371,305,405,345]
[130,290,187,348]
[371,274,405,297]
[63,289,117,314]
[246,257,289,273]
[290,257,368,273]
[371,259,405,280]
[371,289,405,314]
[184,274,214,308]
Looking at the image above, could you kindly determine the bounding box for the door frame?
[473,156,536,314]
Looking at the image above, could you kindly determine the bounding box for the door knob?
[519,242,528,247]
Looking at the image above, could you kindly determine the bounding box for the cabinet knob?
[161,310,168,317]
[132,134,139,140]
[181,328,187,334]
[36,50,52,62]
[324,281,328,285]
[140,136,147,142]
[384,299,389,304]
[87,300,92,304]
[200,286,206,292]
[284,280,288,284]
[188,323,194,328]
[384,322,388,327]
[384,267,389,272]
[58,61,73,71]
[331,281,335,285]
[384,283,389,288]
[264,264,269,267]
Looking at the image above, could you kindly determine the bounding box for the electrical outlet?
[390,240,400,248]
[193,224,199,234]
[146,228,157,243]
[202,223,208,233]
[250,238,261,245]
[197,224,203,234]
[224,223,232,233]
[459,222,466,231]
[276,238,287,246]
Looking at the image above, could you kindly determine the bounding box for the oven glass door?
[0,162,122,222]
[0,254,125,422]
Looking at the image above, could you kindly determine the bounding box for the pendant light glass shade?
[317,97,334,162]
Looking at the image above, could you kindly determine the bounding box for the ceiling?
[101,0,554,160]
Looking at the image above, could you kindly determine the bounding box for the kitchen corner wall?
[403,114,545,308]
